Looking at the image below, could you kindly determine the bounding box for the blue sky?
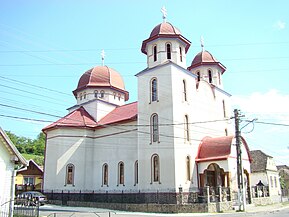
[0,1,288,165]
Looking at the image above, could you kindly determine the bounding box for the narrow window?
[118,94,121,100]
[183,79,187,101]
[134,160,138,185]
[225,128,228,136]
[218,72,221,85]
[197,71,200,82]
[94,90,98,98]
[66,164,74,185]
[83,92,86,99]
[102,164,108,186]
[151,114,159,143]
[179,47,183,62]
[274,176,277,188]
[222,100,226,118]
[152,154,160,182]
[100,90,105,98]
[270,176,273,188]
[184,115,190,142]
[113,92,116,99]
[166,43,171,59]
[151,78,158,102]
[79,93,82,100]
[153,45,157,62]
[208,70,212,83]
[118,162,124,185]
[186,156,191,181]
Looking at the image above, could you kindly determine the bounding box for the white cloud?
[274,20,286,30]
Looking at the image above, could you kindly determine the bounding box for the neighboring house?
[15,159,43,194]
[0,127,27,217]
[277,165,289,197]
[42,13,252,205]
[250,150,281,202]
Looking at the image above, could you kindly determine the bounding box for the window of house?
[274,176,277,188]
[102,164,108,186]
[166,43,171,60]
[79,93,83,100]
[66,164,75,185]
[134,160,138,185]
[94,90,98,98]
[118,162,124,185]
[151,78,158,102]
[222,100,226,118]
[151,114,159,143]
[83,92,86,99]
[118,94,121,100]
[24,177,34,185]
[113,92,116,99]
[183,79,187,101]
[186,156,191,181]
[152,154,160,182]
[179,47,183,62]
[208,70,212,83]
[184,115,190,142]
[197,71,200,82]
[100,90,105,98]
[270,176,273,188]
[153,45,157,62]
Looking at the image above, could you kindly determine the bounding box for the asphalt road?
[39,204,289,217]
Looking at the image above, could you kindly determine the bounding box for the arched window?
[66,164,75,185]
[102,164,108,186]
[113,92,116,99]
[208,70,212,83]
[100,90,105,98]
[79,93,83,100]
[197,71,200,82]
[118,94,121,100]
[83,92,86,99]
[153,45,157,62]
[94,90,98,98]
[179,47,183,62]
[151,78,158,102]
[186,156,191,181]
[166,43,171,60]
[222,100,226,118]
[151,114,159,143]
[118,162,124,185]
[218,72,222,85]
[183,79,187,101]
[184,115,190,142]
[134,160,138,185]
[151,154,160,182]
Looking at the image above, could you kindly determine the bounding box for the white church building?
[43,12,252,205]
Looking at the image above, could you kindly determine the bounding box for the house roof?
[43,102,138,132]
[196,135,251,163]
[196,136,234,162]
[43,106,97,131]
[0,127,27,165]
[250,150,272,172]
[17,159,43,175]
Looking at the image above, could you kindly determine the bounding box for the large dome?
[73,66,128,100]
[188,50,226,73]
[141,22,190,54]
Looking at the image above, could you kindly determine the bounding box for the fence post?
[218,186,222,202]
[206,186,210,203]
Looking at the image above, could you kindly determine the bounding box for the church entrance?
[200,163,229,188]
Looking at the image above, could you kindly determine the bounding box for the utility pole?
[234,109,246,211]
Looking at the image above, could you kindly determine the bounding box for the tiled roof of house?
[43,102,138,131]
[250,150,272,172]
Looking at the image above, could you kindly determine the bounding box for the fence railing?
[251,186,270,198]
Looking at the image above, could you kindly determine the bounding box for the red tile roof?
[196,136,234,162]
[98,102,137,126]
[43,102,138,132]
[187,50,226,72]
[43,106,97,131]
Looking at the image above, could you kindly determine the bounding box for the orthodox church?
[43,11,251,204]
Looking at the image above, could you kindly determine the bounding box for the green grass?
[22,153,44,166]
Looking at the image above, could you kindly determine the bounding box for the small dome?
[149,22,181,38]
[73,66,128,100]
[188,50,226,72]
[141,22,190,54]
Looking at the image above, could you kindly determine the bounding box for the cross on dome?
[200,36,205,52]
[161,6,167,23]
[101,49,105,66]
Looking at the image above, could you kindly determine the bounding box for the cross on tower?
[101,49,105,66]
[161,6,167,22]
